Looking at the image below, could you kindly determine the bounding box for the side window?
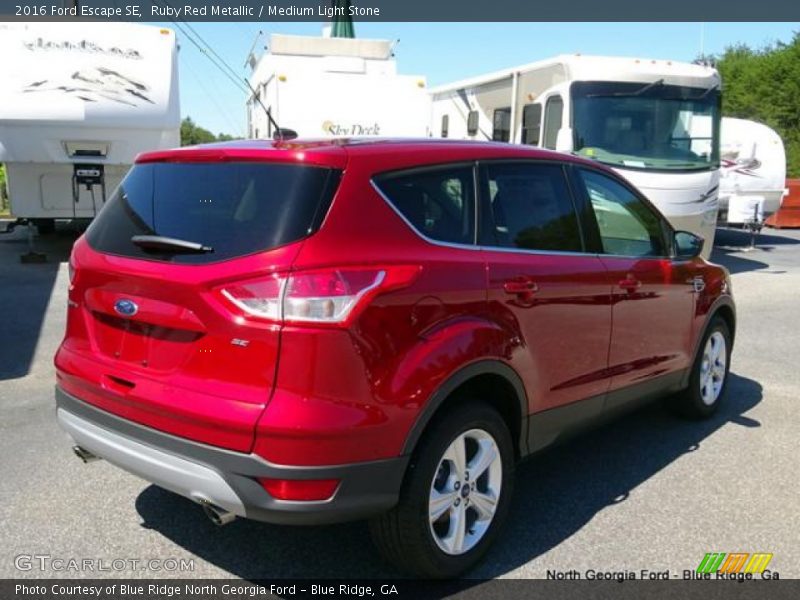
[578,169,666,257]
[543,95,563,150]
[484,162,583,252]
[375,166,475,245]
[492,107,511,142]
[441,114,449,138]
[467,110,479,136]
[522,104,542,146]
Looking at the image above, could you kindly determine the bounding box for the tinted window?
[492,107,511,142]
[467,111,479,136]
[543,95,564,150]
[484,162,582,252]
[86,162,340,264]
[375,166,475,245]
[522,104,542,146]
[578,169,666,256]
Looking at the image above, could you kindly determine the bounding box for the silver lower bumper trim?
[57,408,246,516]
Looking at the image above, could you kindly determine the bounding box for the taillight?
[220,265,419,327]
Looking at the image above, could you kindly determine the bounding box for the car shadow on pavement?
[135,372,762,580]
[0,225,78,381]
[711,227,799,274]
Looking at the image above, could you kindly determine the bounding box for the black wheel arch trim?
[400,360,529,457]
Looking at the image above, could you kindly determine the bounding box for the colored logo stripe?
[697,553,773,574]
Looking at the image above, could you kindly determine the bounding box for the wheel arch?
[682,296,736,388]
[400,360,529,459]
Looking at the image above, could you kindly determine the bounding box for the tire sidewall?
[401,402,515,578]
[688,318,732,417]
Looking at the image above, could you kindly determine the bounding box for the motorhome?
[247,32,430,140]
[430,55,721,256]
[0,23,180,231]
[718,117,787,225]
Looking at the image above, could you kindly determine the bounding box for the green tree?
[715,33,800,177]
[180,117,236,146]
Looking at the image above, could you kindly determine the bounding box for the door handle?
[503,278,538,295]
[618,277,642,292]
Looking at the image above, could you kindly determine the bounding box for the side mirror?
[674,230,704,259]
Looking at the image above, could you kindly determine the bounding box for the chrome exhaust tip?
[202,502,236,526]
[72,445,101,463]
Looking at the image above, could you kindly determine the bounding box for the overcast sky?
[164,22,799,137]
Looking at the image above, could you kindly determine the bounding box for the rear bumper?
[55,387,408,525]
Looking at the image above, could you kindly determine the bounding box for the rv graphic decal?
[322,120,381,136]
[23,37,142,60]
[722,156,763,178]
[23,67,154,106]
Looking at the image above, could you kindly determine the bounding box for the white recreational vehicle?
[247,33,430,140]
[430,55,721,256]
[719,117,787,225]
[0,23,180,231]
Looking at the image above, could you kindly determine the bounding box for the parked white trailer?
[430,55,722,256]
[0,23,180,230]
[247,33,430,140]
[719,117,787,225]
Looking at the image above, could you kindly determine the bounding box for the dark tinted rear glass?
[86,162,340,264]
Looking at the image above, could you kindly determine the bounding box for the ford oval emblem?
[114,299,138,317]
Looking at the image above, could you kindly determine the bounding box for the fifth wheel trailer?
[0,23,180,231]
[718,117,787,225]
[430,55,721,257]
[247,33,430,140]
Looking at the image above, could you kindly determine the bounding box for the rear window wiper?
[131,235,214,254]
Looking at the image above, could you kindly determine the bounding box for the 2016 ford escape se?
[55,139,735,577]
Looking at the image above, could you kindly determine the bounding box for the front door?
[573,167,695,407]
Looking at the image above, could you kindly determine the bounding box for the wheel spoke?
[468,439,497,480]
[443,503,467,554]
[444,434,467,479]
[429,489,456,522]
[470,490,497,520]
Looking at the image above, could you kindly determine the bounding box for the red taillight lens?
[220,273,284,320]
[220,265,419,326]
[258,478,340,501]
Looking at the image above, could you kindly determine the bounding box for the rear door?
[57,160,341,452]
[572,167,695,407]
[480,161,613,423]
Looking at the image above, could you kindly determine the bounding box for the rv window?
[86,163,341,264]
[483,162,582,252]
[467,111,479,136]
[492,108,511,142]
[375,165,476,245]
[441,115,449,138]
[522,104,542,146]
[543,96,564,150]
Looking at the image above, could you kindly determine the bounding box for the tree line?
[714,32,800,177]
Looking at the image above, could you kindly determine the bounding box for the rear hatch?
[56,153,342,452]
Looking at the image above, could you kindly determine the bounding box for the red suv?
[55,139,734,577]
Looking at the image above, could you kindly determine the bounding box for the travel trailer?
[247,33,430,140]
[0,23,180,231]
[719,117,787,225]
[430,55,721,256]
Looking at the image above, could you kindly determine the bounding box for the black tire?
[369,401,515,578]
[672,316,732,419]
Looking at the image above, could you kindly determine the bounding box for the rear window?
[86,162,340,264]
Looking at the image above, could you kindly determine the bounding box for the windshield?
[571,81,720,172]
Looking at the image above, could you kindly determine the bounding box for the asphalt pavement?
[1,222,798,580]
